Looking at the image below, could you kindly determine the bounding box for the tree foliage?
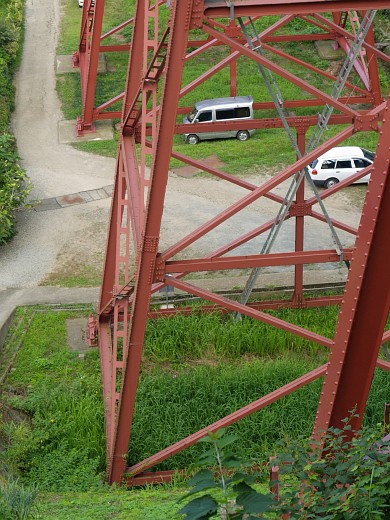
[0,0,30,243]
[0,134,30,243]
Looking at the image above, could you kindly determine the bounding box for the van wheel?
[324,178,339,189]
[236,130,250,142]
[186,134,199,145]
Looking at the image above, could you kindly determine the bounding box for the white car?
[307,146,374,189]
[78,0,94,7]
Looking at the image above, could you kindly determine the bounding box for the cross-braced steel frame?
[92,0,390,485]
[74,0,383,134]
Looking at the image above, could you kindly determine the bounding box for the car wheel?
[324,178,339,189]
[236,130,250,142]
[186,134,199,145]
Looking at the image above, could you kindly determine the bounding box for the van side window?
[235,107,250,118]
[336,160,352,168]
[215,107,251,120]
[353,158,371,168]
[197,111,212,122]
[216,109,235,120]
[321,160,336,169]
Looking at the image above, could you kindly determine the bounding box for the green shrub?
[274,417,390,519]
[178,429,273,519]
[0,133,31,243]
[0,19,19,64]
[0,0,28,243]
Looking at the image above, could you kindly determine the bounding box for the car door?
[194,110,214,140]
[215,108,237,138]
[334,159,354,183]
[352,157,372,183]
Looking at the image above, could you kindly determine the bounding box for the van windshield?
[187,108,198,122]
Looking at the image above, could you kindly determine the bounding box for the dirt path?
[0,0,114,289]
[0,0,364,291]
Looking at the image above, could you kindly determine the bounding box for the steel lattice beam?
[74,1,383,133]
[93,0,390,485]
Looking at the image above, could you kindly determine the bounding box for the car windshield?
[362,148,375,161]
[310,159,318,168]
[187,107,198,122]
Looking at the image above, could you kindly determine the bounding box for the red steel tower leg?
[76,1,105,134]
[106,0,195,483]
[314,100,390,436]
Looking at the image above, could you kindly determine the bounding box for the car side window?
[321,159,336,170]
[353,158,371,168]
[336,160,352,168]
[197,111,212,122]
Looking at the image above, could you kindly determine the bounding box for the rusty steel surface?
[89,0,390,484]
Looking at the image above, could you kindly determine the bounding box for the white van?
[183,96,255,144]
[307,146,374,189]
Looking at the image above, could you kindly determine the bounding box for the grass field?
[57,1,388,171]
[1,305,388,488]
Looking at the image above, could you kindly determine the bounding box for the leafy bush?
[0,0,29,243]
[0,133,31,243]
[178,421,390,519]
[0,19,19,64]
[273,416,390,519]
[178,429,273,520]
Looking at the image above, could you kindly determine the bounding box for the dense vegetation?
[0,0,30,244]
[179,425,390,519]
[1,306,388,493]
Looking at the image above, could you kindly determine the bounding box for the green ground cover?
[38,489,185,519]
[0,303,388,518]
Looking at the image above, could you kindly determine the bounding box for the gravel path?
[0,0,114,289]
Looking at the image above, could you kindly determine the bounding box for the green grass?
[40,263,105,287]
[38,489,185,519]
[130,355,325,470]
[1,304,389,492]
[1,306,105,490]
[57,1,389,170]
[144,305,336,362]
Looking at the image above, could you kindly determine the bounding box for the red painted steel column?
[314,97,390,436]
[229,20,237,97]
[80,0,105,133]
[292,128,307,305]
[99,158,121,313]
[108,0,194,484]
[364,22,382,106]
[99,0,145,313]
